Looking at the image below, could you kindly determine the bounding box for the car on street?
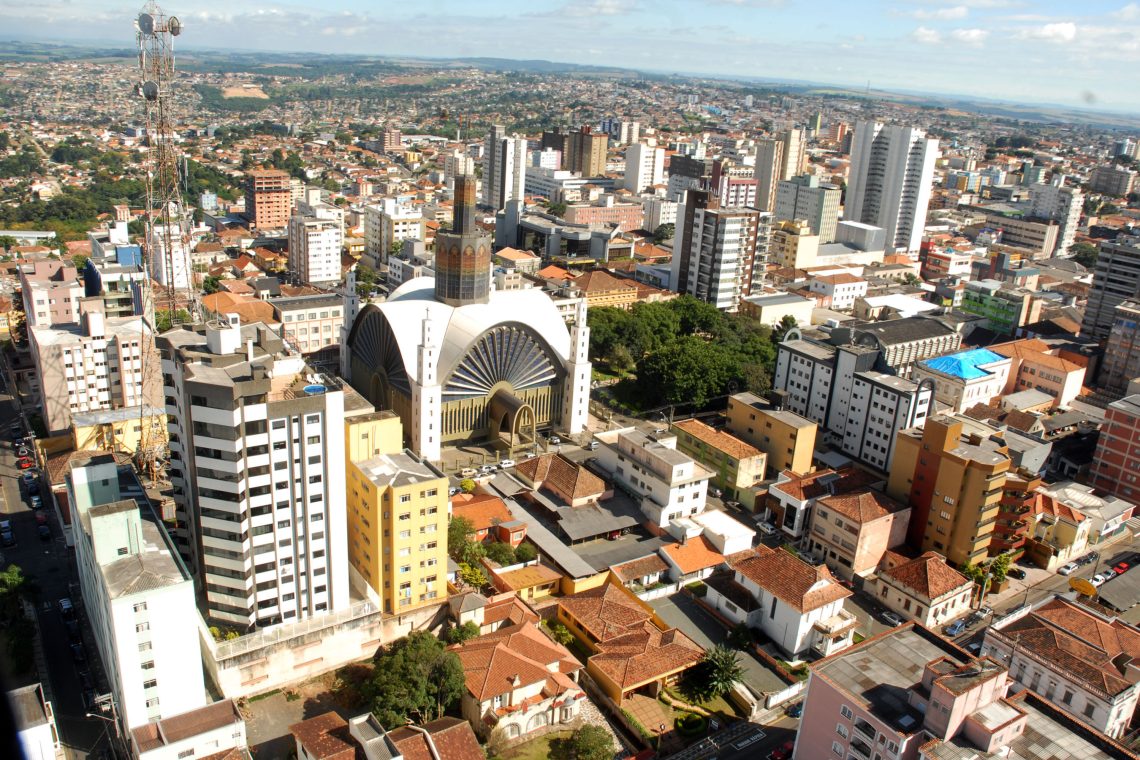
[978,606,993,617]
[1057,562,1079,575]
[34,512,47,526]
[0,529,13,547]
[448,487,460,497]
[58,598,75,619]
[20,471,35,486]
[65,619,80,641]
[1007,567,1026,580]
[967,642,982,655]
[965,612,986,628]
[16,447,28,457]
[82,689,97,711]
[785,702,803,718]
[498,459,515,469]
[459,468,477,478]
[944,620,966,636]
[1104,568,1119,580]
[587,440,599,450]
[478,464,496,475]
[548,435,561,445]
[37,524,50,542]
[882,611,904,627]
[1115,562,1130,575]
[1093,574,1109,587]
[770,740,796,760]
[17,459,33,469]
[30,495,42,509]
[756,521,777,536]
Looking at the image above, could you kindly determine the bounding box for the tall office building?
[754,139,784,211]
[160,317,351,628]
[1028,178,1083,254]
[244,169,292,230]
[671,190,764,311]
[1114,138,1137,160]
[781,128,806,180]
[774,174,841,243]
[845,121,939,254]
[1100,302,1140,396]
[481,125,527,211]
[568,126,609,177]
[1081,235,1140,341]
[623,142,665,193]
[288,214,342,285]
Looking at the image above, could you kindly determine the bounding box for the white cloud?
[950,27,989,45]
[912,26,943,43]
[1115,3,1140,20]
[538,0,640,17]
[912,6,969,20]
[1020,22,1077,41]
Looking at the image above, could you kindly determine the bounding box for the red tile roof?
[451,493,515,533]
[673,418,762,460]
[515,453,605,502]
[882,551,971,600]
[611,554,670,583]
[1029,492,1087,523]
[660,536,726,576]
[731,546,851,613]
[288,712,355,760]
[387,717,483,760]
[451,622,581,702]
[817,489,907,524]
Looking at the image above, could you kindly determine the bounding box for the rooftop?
[883,551,971,600]
[132,700,243,754]
[731,545,851,613]
[672,418,762,460]
[920,348,1008,381]
[354,451,442,490]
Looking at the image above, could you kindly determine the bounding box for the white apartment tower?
[671,190,766,311]
[775,174,842,243]
[624,142,665,193]
[482,125,527,211]
[160,317,350,628]
[147,221,192,291]
[845,121,939,254]
[288,214,342,286]
[1028,178,1083,254]
[364,200,425,267]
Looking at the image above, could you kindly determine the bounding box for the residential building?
[288,214,342,286]
[970,206,1060,258]
[70,405,167,458]
[271,294,344,361]
[159,317,351,627]
[641,196,679,231]
[1081,236,1140,341]
[671,418,767,501]
[660,535,725,584]
[563,196,645,232]
[983,597,1140,740]
[83,255,148,320]
[623,142,665,193]
[795,622,1140,760]
[566,126,609,178]
[130,700,247,760]
[149,219,194,291]
[737,292,815,326]
[443,148,476,188]
[705,545,855,657]
[807,273,867,310]
[67,454,206,729]
[1038,480,1133,546]
[482,125,528,212]
[872,551,972,628]
[20,260,83,327]
[31,310,162,436]
[807,489,910,581]
[1100,302,1140,396]
[754,138,783,210]
[492,247,541,274]
[960,279,1042,335]
[766,467,869,538]
[556,581,703,704]
[591,427,712,530]
[991,338,1087,408]
[725,393,817,477]
[363,199,425,267]
[922,247,974,281]
[244,169,292,230]
[1090,165,1138,198]
[781,128,806,180]
[845,121,939,253]
[912,348,1012,414]
[1090,395,1140,501]
[1028,179,1083,254]
[290,711,482,760]
[345,438,448,614]
[769,219,820,269]
[671,190,765,311]
[514,452,605,509]
[775,174,841,243]
[711,160,759,208]
[888,415,1012,567]
[451,619,584,740]
[1019,490,1091,570]
[9,684,59,760]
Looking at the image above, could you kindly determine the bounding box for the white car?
[757,521,777,536]
[479,464,496,475]
[499,459,516,469]
[1057,562,1079,576]
[1092,574,1108,587]
[549,435,561,445]
[459,468,477,478]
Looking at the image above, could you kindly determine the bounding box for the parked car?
[1007,567,1026,580]
[549,435,561,445]
[770,739,796,760]
[82,689,97,711]
[37,524,50,542]
[1104,568,1119,580]
[967,642,982,655]
[17,459,33,470]
[459,468,477,478]
[978,606,993,617]
[757,521,777,536]
[20,471,36,486]
[587,440,599,450]
[16,447,29,458]
[785,702,803,718]
[58,598,75,619]
[882,611,904,627]
[1115,562,1130,575]
[65,619,80,641]
[478,464,496,475]
[448,487,460,497]
[944,620,966,636]
[1057,562,1079,576]
[1092,574,1109,587]
[34,512,47,526]
[965,612,985,628]
[709,487,723,499]
[30,495,42,510]
[498,459,516,469]
[0,530,13,548]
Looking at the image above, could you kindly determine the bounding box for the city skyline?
[1,1,1138,112]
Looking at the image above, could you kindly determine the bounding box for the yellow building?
[888,415,1011,568]
[726,393,817,476]
[671,418,766,501]
[770,219,820,269]
[345,412,449,614]
[68,406,168,456]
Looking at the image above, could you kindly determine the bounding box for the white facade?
[592,427,712,529]
[364,199,423,266]
[912,353,1012,414]
[68,458,206,730]
[147,222,192,290]
[642,197,679,231]
[132,701,247,760]
[482,125,526,211]
[161,318,350,628]
[443,149,476,186]
[624,143,665,193]
[841,371,932,471]
[1028,180,1083,254]
[807,275,867,310]
[288,214,342,285]
[845,121,938,254]
[671,199,765,311]
[775,175,841,243]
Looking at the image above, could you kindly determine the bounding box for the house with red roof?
[873,550,972,628]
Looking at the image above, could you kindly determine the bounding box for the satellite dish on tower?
[141,81,160,101]
[168,17,182,35]
[138,12,155,35]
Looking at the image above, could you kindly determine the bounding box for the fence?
[635,582,680,602]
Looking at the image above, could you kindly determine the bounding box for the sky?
[3,0,1139,112]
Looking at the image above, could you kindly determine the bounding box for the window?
[142,660,155,671]
[832,741,843,756]
[1084,703,1096,718]
[139,641,152,652]
[836,723,849,739]
[840,705,853,720]
[400,494,411,503]
[133,602,147,613]
[177,750,195,759]
[143,679,158,690]
[136,622,150,633]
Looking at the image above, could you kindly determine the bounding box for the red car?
[771,740,795,760]
[17,459,33,470]
[1115,562,1130,575]
[34,512,47,525]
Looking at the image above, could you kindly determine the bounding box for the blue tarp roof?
[922,348,1006,380]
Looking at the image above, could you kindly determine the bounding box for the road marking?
[732,730,765,750]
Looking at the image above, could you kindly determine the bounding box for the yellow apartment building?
[725,392,817,476]
[671,418,767,501]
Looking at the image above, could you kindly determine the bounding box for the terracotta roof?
[611,554,669,583]
[451,622,581,702]
[588,622,704,690]
[289,712,355,760]
[557,582,654,641]
[131,700,243,753]
[673,418,762,460]
[1029,492,1087,523]
[731,546,851,613]
[817,489,907,524]
[882,551,971,600]
[771,466,879,503]
[494,247,539,262]
[573,269,637,294]
[813,273,865,285]
[991,339,1082,372]
[536,264,572,281]
[481,594,540,628]
[514,453,605,502]
[387,717,483,760]
[660,536,726,576]
[451,493,515,533]
[201,291,277,325]
[494,563,562,591]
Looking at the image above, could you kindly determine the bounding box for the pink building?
[563,199,645,233]
[20,261,84,327]
[807,489,910,581]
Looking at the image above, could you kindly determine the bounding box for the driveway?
[649,594,786,696]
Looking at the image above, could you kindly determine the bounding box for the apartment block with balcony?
[245,169,292,231]
[961,279,1042,335]
[990,470,1041,559]
[20,260,84,327]
[159,315,352,628]
[888,415,1011,568]
[725,393,817,478]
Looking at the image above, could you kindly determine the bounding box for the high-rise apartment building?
[442,149,476,189]
[481,125,527,211]
[671,190,765,311]
[363,199,425,267]
[147,221,193,291]
[288,215,342,285]
[754,139,784,211]
[567,126,609,177]
[67,454,206,729]
[19,260,84,327]
[1089,394,1140,500]
[160,317,351,628]
[1081,235,1140,341]
[769,219,820,269]
[1100,302,1140,396]
[888,415,1011,567]
[1028,178,1083,254]
[780,128,806,180]
[845,121,939,254]
[774,175,841,243]
[623,142,665,193]
[711,160,758,208]
[244,169,292,230]
[31,310,162,435]
[1090,165,1137,198]
[381,128,402,153]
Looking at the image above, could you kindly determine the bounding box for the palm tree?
[701,644,745,698]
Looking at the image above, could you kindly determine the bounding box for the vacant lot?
[222,85,269,99]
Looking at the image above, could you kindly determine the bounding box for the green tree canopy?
[688,644,745,701]
[652,223,675,244]
[569,725,613,760]
[485,541,516,566]
[362,631,465,727]
[1069,242,1098,268]
[447,516,475,561]
[635,336,742,407]
[446,621,480,645]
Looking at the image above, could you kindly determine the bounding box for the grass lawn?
[501,730,574,760]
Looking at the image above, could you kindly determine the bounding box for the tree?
[447,621,480,645]
[515,542,537,563]
[990,553,1011,584]
[485,541,516,566]
[773,314,798,342]
[697,644,745,699]
[203,275,222,295]
[448,516,476,561]
[635,336,741,408]
[1069,242,1099,268]
[363,631,465,727]
[155,308,191,333]
[546,201,567,218]
[355,265,378,297]
[458,562,488,589]
[652,223,675,244]
[544,620,574,646]
[728,622,753,650]
[459,478,476,494]
[0,235,17,252]
[569,725,613,760]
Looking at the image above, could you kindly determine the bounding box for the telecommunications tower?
[135,2,196,321]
